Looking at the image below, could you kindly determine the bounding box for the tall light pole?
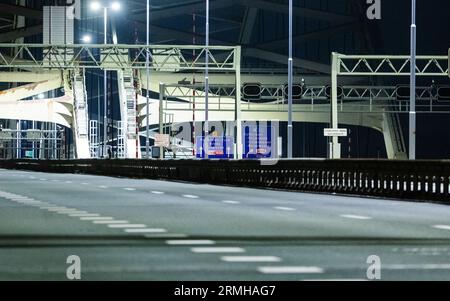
[90,1,121,158]
[287,0,293,159]
[204,0,210,158]
[409,0,417,160]
[145,0,151,159]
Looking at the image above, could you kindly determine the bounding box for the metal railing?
[1,159,449,203]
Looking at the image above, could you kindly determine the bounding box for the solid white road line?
[258,266,324,274]
[107,224,147,228]
[433,225,450,230]
[222,200,240,204]
[191,247,245,254]
[182,195,199,199]
[124,228,167,233]
[93,220,129,224]
[274,206,296,211]
[340,214,372,220]
[221,256,281,263]
[166,240,215,245]
[80,217,114,221]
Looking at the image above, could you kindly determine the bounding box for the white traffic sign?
[324,128,348,137]
[154,134,170,147]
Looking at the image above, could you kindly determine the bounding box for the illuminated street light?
[81,35,92,43]
[90,1,101,11]
[111,2,121,11]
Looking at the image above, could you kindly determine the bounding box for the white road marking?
[98,186,108,189]
[69,213,100,217]
[124,228,167,233]
[182,194,199,199]
[274,206,296,211]
[222,200,240,204]
[258,266,324,274]
[166,240,215,245]
[222,256,281,263]
[39,179,47,181]
[340,214,372,220]
[144,234,188,239]
[81,183,89,185]
[58,210,87,215]
[191,247,245,254]
[65,181,73,184]
[383,264,450,270]
[107,224,147,228]
[80,216,114,221]
[151,191,165,195]
[124,188,136,191]
[93,220,129,224]
[303,279,366,281]
[433,225,450,230]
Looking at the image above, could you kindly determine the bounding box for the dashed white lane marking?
[182,194,199,199]
[258,266,324,274]
[166,240,215,245]
[107,224,147,228]
[145,234,188,239]
[80,216,114,221]
[221,256,281,263]
[58,210,87,215]
[39,178,46,181]
[124,228,167,233]
[124,188,136,191]
[302,279,366,281]
[274,206,296,211]
[191,247,246,254]
[93,220,129,224]
[81,183,89,185]
[69,213,100,217]
[433,225,450,230]
[98,186,108,189]
[340,214,372,220]
[151,191,165,195]
[382,264,450,270]
[65,181,73,184]
[222,200,240,204]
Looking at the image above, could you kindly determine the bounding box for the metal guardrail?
[1,159,449,203]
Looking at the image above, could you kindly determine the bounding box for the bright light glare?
[37,94,45,99]
[81,35,92,43]
[110,2,121,11]
[90,1,102,11]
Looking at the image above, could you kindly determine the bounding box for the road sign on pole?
[154,134,170,147]
[324,128,348,137]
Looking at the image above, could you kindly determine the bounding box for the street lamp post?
[145,0,150,159]
[287,0,293,159]
[90,1,121,158]
[204,0,210,159]
[409,0,417,160]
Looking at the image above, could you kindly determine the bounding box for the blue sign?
[243,123,275,159]
[196,136,234,159]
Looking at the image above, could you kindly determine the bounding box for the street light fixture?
[89,1,122,158]
[409,0,417,160]
[81,35,92,43]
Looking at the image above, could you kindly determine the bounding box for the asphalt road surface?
[1,168,450,281]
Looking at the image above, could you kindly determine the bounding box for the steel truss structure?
[0,43,239,71]
[330,52,450,159]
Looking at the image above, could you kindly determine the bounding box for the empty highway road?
[1,168,450,281]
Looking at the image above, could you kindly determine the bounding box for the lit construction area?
[0,0,450,282]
